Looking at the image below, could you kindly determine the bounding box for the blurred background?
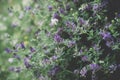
[0,0,41,80]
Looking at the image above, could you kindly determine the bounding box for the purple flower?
[100,31,112,41]
[81,55,89,62]
[89,63,100,71]
[48,5,52,11]
[24,57,32,68]
[92,4,99,11]
[8,66,21,73]
[13,53,21,60]
[5,48,12,53]
[30,47,36,53]
[80,67,87,77]
[51,55,58,61]
[68,41,76,47]
[53,13,61,20]
[79,18,85,25]
[85,4,92,10]
[48,66,60,76]
[42,58,50,65]
[65,21,76,30]
[54,33,63,43]
[59,8,65,14]
[20,42,25,49]
[8,67,15,71]
[25,6,31,11]
[109,64,117,73]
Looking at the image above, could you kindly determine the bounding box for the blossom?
[30,47,36,53]
[8,58,14,63]
[93,4,99,11]
[42,58,50,65]
[50,18,58,26]
[65,21,76,30]
[5,48,12,53]
[99,31,112,41]
[85,4,92,10]
[53,13,61,20]
[24,57,32,68]
[68,41,76,47]
[24,6,31,11]
[13,53,21,60]
[54,33,63,43]
[89,63,100,71]
[79,18,86,25]
[81,55,89,62]
[59,8,65,14]
[8,66,21,73]
[51,55,58,61]
[48,66,60,76]
[20,42,25,49]
[8,66,15,71]
[48,5,52,11]
[80,67,87,77]
[109,64,117,73]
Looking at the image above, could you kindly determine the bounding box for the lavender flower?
[50,18,58,26]
[100,31,112,41]
[89,63,100,71]
[20,42,25,49]
[5,48,12,53]
[8,66,15,71]
[59,8,65,14]
[48,66,60,76]
[68,41,76,47]
[30,47,36,53]
[48,5,52,11]
[51,55,58,61]
[80,67,87,77]
[53,13,61,20]
[79,18,85,25]
[24,6,31,11]
[92,4,99,11]
[42,58,50,65]
[13,53,21,60]
[24,57,32,68]
[8,66,21,73]
[65,21,76,30]
[54,33,63,43]
[8,58,14,63]
[85,4,92,11]
[81,55,89,62]
[109,64,117,73]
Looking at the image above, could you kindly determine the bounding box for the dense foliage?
[0,0,120,80]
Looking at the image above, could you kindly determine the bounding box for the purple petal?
[5,48,12,53]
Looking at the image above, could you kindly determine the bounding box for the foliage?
[0,0,120,80]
